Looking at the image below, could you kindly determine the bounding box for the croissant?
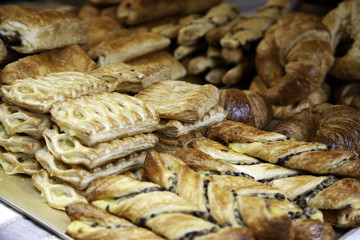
[252,12,334,105]
[85,174,254,240]
[273,103,360,154]
[218,89,273,129]
[208,121,360,178]
[145,149,334,240]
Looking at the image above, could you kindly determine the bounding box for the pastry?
[1,45,98,85]
[89,62,171,92]
[0,123,43,155]
[1,72,107,113]
[50,92,159,146]
[252,12,334,105]
[66,202,165,240]
[0,151,41,176]
[86,174,254,240]
[174,43,207,60]
[77,4,100,20]
[187,55,220,75]
[0,103,51,139]
[136,80,219,123]
[205,66,227,85]
[218,89,273,129]
[127,51,186,80]
[0,11,89,53]
[35,146,147,190]
[43,125,158,169]
[269,175,360,228]
[273,103,360,154]
[155,105,227,138]
[322,0,360,80]
[31,169,87,211]
[0,4,33,22]
[89,32,171,67]
[178,3,240,46]
[334,80,360,111]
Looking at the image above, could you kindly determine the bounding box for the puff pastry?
[127,51,186,80]
[86,174,254,240]
[0,123,43,155]
[156,105,227,138]
[66,202,165,240]
[0,151,41,176]
[0,4,33,22]
[43,125,157,169]
[269,175,360,228]
[136,80,219,123]
[50,92,159,146]
[35,146,147,190]
[0,11,89,54]
[1,72,108,113]
[89,62,171,92]
[1,45,98,84]
[31,169,87,211]
[0,103,51,139]
[88,32,171,67]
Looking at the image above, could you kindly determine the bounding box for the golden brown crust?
[0,11,89,54]
[334,81,360,111]
[219,89,273,129]
[0,4,33,22]
[292,219,335,240]
[253,12,334,105]
[1,45,97,84]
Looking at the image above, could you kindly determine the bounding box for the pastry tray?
[0,169,358,240]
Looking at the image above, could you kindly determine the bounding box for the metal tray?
[0,169,358,240]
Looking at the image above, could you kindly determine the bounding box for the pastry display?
[0,1,358,239]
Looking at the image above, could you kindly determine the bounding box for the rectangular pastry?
[88,32,171,67]
[89,62,171,93]
[136,80,219,122]
[43,125,158,169]
[0,4,33,22]
[0,11,89,53]
[50,92,159,146]
[1,72,108,113]
[127,51,186,80]
[35,146,147,190]
[1,45,98,84]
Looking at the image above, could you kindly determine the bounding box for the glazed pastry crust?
[50,92,159,146]
[0,151,40,176]
[1,45,98,85]
[136,80,219,123]
[0,11,89,53]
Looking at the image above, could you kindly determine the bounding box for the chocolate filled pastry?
[31,169,87,211]
[86,174,254,240]
[273,103,360,154]
[66,202,165,240]
[218,89,273,129]
[252,12,334,105]
[89,62,171,92]
[1,72,108,113]
[322,0,360,80]
[50,92,159,146]
[136,80,219,123]
[127,51,186,80]
[0,11,89,54]
[1,45,98,85]
[208,120,360,178]
[89,32,171,67]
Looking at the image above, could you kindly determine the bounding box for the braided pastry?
[85,174,254,240]
[322,0,360,80]
[253,12,334,105]
[208,121,360,178]
[273,103,360,154]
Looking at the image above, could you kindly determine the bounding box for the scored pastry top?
[136,80,219,122]
[50,92,159,146]
[1,72,108,113]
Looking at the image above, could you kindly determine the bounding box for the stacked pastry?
[135,80,227,153]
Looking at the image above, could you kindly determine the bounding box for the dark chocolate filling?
[1,31,22,47]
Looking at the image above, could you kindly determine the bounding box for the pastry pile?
[0,0,359,240]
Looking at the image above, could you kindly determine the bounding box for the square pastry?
[50,92,159,146]
[136,80,219,122]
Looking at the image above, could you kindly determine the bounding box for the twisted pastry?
[207,121,360,178]
[252,12,334,105]
[273,103,360,154]
[85,174,254,240]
